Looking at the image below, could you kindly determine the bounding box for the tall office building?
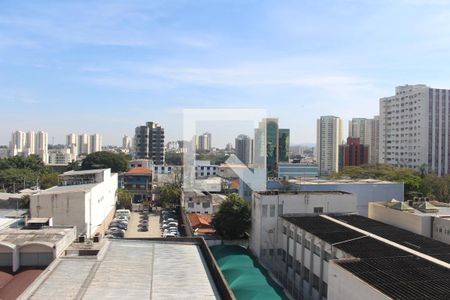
[254,118,291,177]
[90,134,102,153]
[134,121,165,164]
[278,128,290,162]
[316,116,343,177]
[380,84,450,175]
[235,134,252,165]
[9,131,26,156]
[78,134,90,155]
[36,131,49,164]
[348,117,380,164]
[25,131,36,155]
[196,132,212,152]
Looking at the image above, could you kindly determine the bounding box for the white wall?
[432,217,450,245]
[250,192,356,263]
[31,171,117,238]
[299,182,404,216]
[31,191,87,235]
[328,260,391,300]
[368,202,432,237]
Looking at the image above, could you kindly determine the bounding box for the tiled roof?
[187,213,213,228]
[126,167,152,175]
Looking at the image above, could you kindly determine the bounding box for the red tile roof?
[187,213,213,228]
[126,167,152,175]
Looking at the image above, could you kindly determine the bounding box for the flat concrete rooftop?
[20,240,221,300]
[0,226,75,246]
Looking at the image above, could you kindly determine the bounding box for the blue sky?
[1,0,450,147]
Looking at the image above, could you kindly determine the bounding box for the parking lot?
[125,211,161,238]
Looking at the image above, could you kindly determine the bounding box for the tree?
[158,183,181,207]
[213,193,251,239]
[81,151,130,172]
[66,160,80,171]
[165,152,183,165]
[333,164,422,199]
[20,194,30,209]
[40,173,59,190]
[117,189,132,209]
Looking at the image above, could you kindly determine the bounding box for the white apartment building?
[122,135,132,150]
[9,131,26,156]
[380,84,450,175]
[196,132,212,152]
[30,169,117,238]
[90,133,102,153]
[78,134,90,155]
[348,117,380,164]
[36,131,49,164]
[25,131,36,155]
[9,130,48,163]
[250,190,357,265]
[316,116,343,177]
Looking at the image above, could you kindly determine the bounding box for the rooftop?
[20,240,222,300]
[0,226,75,247]
[290,178,400,185]
[63,169,107,175]
[282,215,450,299]
[37,183,97,194]
[256,190,352,196]
[373,200,450,216]
[126,167,152,175]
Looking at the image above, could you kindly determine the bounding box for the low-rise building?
[19,239,231,299]
[186,213,216,236]
[369,198,450,245]
[0,226,76,272]
[195,160,218,178]
[182,191,227,214]
[267,178,404,216]
[278,163,319,179]
[30,169,117,238]
[274,214,450,300]
[250,190,357,265]
[123,167,152,203]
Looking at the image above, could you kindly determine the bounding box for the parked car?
[110,223,127,230]
[163,233,176,238]
[138,226,148,232]
[116,209,131,217]
[107,228,125,235]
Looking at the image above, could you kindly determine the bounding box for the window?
[282,250,287,262]
[313,275,320,289]
[269,249,274,256]
[324,251,331,262]
[277,248,282,256]
[270,204,276,217]
[323,282,328,298]
[287,255,293,267]
[295,260,301,274]
[282,226,287,235]
[305,240,311,250]
[303,267,310,282]
[313,244,321,256]
[278,204,283,216]
[262,205,268,217]
[314,207,324,214]
[202,202,210,208]
[296,234,302,244]
[262,249,266,256]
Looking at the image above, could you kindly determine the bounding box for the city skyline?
[2,1,450,146]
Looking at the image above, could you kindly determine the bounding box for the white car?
[163,233,176,238]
